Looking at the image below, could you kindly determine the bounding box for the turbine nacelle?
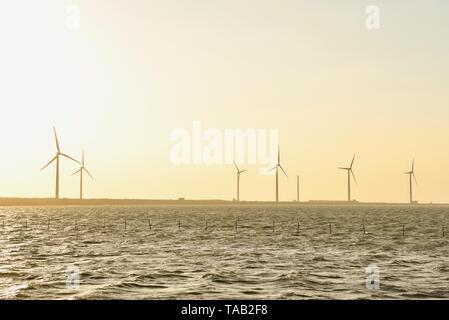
[233,161,247,176]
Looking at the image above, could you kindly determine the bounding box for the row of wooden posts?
[0,218,447,237]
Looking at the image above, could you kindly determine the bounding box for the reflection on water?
[0,205,449,299]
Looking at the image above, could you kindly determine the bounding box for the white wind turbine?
[233,161,246,202]
[404,158,417,204]
[268,145,287,202]
[338,154,357,202]
[72,150,93,200]
[41,127,79,199]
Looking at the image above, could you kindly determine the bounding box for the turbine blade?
[412,158,415,172]
[412,172,418,185]
[84,168,94,179]
[338,167,349,170]
[233,160,239,172]
[82,150,85,166]
[40,155,57,171]
[268,165,278,173]
[71,169,81,176]
[277,145,280,164]
[53,127,60,152]
[279,165,288,178]
[350,154,355,169]
[240,170,247,174]
[351,169,357,185]
[61,153,80,164]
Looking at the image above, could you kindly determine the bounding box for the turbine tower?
[233,161,246,201]
[296,174,300,202]
[338,154,357,202]
[404,159,417,204]
[41,127,79,199]
[72,150,93,200]
[269,145,288,202]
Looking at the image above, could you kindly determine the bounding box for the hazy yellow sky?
[1,0,449,203]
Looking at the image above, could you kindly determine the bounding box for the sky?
[0,0,449,203]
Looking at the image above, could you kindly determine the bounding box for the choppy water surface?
[1,205,449,299]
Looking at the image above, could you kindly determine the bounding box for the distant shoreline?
[0,197,447,207]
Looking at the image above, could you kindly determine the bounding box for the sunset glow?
[1,0,449,203]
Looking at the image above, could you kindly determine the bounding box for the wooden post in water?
[47,219,50,231]
[205,220,208,232]
[148,218,152,230]
[272,221,275,233]
[178,219,181,231]
[363,224,366,235]
[124,219,127,231]
[402,224,405,237]
[443,226,445,237]
[235,220,238,233]
[329,223,332,235]
[25,219,27,230]
[297,220,299,234]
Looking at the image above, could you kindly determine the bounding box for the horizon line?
[0,197,447,207]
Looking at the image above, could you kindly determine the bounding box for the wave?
[0,284,29,299]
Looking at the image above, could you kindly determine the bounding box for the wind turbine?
[72,150,93,200]
[269,145,288,202]
[404,159,417,204]
[233,161,246,201]
[41,127,80,199]
[338,154,357,202]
